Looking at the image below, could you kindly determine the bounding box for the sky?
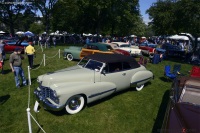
[139,0,157,24]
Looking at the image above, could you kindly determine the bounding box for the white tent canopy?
[130,35,137,37]
[168,34,189,40]
[0,31,5,34]
[16,31,24,34]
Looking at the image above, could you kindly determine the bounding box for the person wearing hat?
[9,47,27,88]
[25,42,35,69]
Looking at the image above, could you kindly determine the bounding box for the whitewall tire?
[136,84,144,91]
[65,95,85,114]
[67,53,73,61]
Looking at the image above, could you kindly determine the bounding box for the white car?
[110,42,142,56]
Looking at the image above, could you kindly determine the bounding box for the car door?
[101,62,133,93]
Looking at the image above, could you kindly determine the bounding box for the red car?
[161,76,200,133]
[139,43,157,55]
[3,40,25,53]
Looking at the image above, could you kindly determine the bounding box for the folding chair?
[173,64,181,75]
[190,66,200,78]
[164,65,176,81]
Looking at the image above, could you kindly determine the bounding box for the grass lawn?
[0,44,193,133]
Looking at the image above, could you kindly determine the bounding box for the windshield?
[85,60,103,70]
[120,44,130,48]
[78,59,103,70]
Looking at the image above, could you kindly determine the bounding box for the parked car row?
[63,43,131,61]
[109,42,142,56]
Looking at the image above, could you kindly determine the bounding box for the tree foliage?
[51,0,143,36]
[29,23,45,35]
[35,0,58,33]
[147,0,200,36]
[0,0,25,35]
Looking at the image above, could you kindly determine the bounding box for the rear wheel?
[136,84,144,91]
[65,95,85,114]
[66,53,73,61]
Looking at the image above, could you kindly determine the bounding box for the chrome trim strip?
[131,77,152,85]
[88,88,116,98]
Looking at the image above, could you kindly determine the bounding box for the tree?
[147,0,200,36]
[51,0,142,37]
[29,23,45,35]
[0,0,25,36]
[35,0,58,33]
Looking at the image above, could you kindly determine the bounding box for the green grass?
[0,44,193,133]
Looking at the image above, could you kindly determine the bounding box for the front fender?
[50,82,116,105]
[131,70,153,87]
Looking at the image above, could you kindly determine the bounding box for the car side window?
[122,62,131,70]
[91,45,99,50]
[103,62,122,73]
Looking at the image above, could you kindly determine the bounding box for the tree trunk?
[9,21,15,37]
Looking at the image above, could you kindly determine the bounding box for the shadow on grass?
[152,90,170,133]
[0,94,10,105]
[159,77,174,82]
[33,64,40,68]
[47,82,153,116]
[1,69,11,75]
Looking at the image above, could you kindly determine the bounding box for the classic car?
[110,42,142,56]
[34,54,154,114]
[63,43,130,61]
[63,46,82,61]
[161,76,200,133]
[161,43,185,58]
[3,40,25,53]
[139,43,157,55]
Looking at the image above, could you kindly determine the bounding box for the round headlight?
[53,90,57,97]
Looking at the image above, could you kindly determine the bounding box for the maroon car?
[139,43,157,55]
[161,76,200,133]
[113,48,131,56]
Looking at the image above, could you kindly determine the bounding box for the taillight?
[182,128,186,133]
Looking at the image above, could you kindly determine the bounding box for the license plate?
[34,101,40,113]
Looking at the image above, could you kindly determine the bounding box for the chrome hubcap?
[69,98,80,110]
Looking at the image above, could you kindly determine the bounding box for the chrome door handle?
[122,73,126,76]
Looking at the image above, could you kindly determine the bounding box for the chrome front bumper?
[34,89,65,111]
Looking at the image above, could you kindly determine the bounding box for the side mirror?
[95,69,99,72]
[101,70,106,75]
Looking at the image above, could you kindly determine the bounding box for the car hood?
[176,103,200,131]
[38,65,97,87]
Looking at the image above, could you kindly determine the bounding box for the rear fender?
[131,70,153,87]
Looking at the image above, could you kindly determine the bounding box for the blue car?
[162,43,185,58]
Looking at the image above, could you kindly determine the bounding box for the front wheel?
[136,84,144,91]
[66,53,74,61]
[65,95,85,114]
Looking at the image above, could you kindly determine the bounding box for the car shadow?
[47,82,153,116]
[159,77,173,82]
[152,90,170,133]
[0,94,10,105]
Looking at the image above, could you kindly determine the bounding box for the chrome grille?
[40,86,59,104]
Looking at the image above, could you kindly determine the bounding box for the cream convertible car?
[34,54,153,114]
